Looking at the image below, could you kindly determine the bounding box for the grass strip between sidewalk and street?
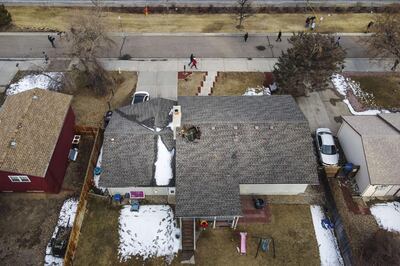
[5,7,376,33]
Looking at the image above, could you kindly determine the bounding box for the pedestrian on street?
[191,58,198,69]
[48,35,56,48]
[391,59,399,71]
[366,21,374,33]
[335,36,341,47]
[276,30,282,42]
[189,54,194,66]
[244,32,249,42]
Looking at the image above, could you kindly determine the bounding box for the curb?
[0,32,374,37]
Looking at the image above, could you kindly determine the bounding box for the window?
[321,145,337,155]
[9,175,31,183]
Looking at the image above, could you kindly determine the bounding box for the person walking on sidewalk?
[191,58,198,69]
[276,30,282,42]
[189,54,194,66]
[335,36,341,47]
[48,35,56,48]
[366,21,374,33]
[391,59,399,71]
[244,32,249,42]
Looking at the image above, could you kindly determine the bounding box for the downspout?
[193,218,196,250]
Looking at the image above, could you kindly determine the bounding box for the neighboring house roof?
[0,89,72,177]
[342,114,400,185]
[175,96,318,217]
[99,98,176,188]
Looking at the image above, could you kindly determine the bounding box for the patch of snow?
[342,99,386,116]
[331,74,390,115]
[331,74,348,96]
[370,201,400,233]
[93,147,106,191]
[310,205,344,266]
[44,198,78,266]
[118,205,180,262]
[243,86,271,96]
[154,136,175,186]
[7,72,63,95]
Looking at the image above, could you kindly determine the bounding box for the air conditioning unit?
[72,135,81,149]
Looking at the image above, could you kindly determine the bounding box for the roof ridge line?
[0,91,37,169]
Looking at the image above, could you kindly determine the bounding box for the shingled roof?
[342,114,400,185]
[99,98,176,187]
[0,89,72,177]
[175,96,318,217]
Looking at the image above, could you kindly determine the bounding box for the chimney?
[172,105,181,140]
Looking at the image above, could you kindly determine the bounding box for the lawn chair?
[240,232,247,255]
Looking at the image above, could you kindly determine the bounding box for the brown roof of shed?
[342,115,400,185]
[0,89,72,177]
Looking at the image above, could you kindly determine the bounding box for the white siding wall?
[338,122,371,196]
[107,187,171,196]
[239,184,308,195]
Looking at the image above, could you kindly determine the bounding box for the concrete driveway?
[296,89,351,135]
[136,71,177,101]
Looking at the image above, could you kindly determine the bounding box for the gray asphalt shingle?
[175,96,318,217]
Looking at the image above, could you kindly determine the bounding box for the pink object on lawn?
[240,232,247,255]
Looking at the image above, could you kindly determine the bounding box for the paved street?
[2,0,397,6]
[0,33,377,59]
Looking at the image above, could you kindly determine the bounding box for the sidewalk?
[100,58,398,72]
[1,57,396,86]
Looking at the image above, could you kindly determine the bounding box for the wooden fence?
[64,126,103,266]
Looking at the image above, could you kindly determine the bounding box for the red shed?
[0,89,75,193]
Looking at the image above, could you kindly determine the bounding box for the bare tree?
[68,0,115,95]
[273,32,346,97]
[235,0,253,29]
[358,229,400,266]
[366,12,400,70]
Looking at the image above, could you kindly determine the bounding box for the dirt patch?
[328,178,379,261]
[348,73,400,111]
[73,195,181,265]
[69,71,137,127]
[178,72,205,96]
[0,194,69,265]
[62,134,95,192]
[7,7,375,33]
[213,72,266,96]
[196,205,319,265]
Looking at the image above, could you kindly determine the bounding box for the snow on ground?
[310,205,344,266]
[331,74,389,115]
[44,198,78,266]
[93,147,106,191]
[243,86,271,96]
[370,201,400,233]
[7,72,64,95]
[118,205,180,262]
[154,136,175,186]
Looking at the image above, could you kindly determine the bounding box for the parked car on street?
[315,128,339,165]
[131,91,150,105]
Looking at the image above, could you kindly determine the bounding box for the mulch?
[339,181,371,215]
[178,71,193,80]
